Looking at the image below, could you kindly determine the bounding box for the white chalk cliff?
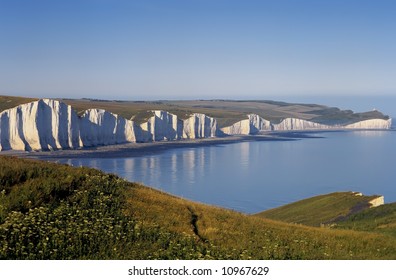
[0,99,80,151]
[182,113,217,139]
[0,99,392,151]
[221,116,392,135]
[221,114,271,135]
[0,100,219,151]
[272,118,332,131]
[271,118,392,131]
[136,111,217,142]
[369,196,385,208]
[79,109,136,146]
[344,119,392,130]
[139,110,182,142]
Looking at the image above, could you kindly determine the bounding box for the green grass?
[1,156,395,259]
[254,192,381,227]
[334,203,396,237]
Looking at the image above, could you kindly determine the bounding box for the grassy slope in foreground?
[255,192,382,227]
[0,156,395,259]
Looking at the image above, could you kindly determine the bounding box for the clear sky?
[0,0,395,113]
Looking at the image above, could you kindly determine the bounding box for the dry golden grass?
[0,95,38,112]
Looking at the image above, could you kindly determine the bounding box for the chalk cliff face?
[139,110,182,142]
[272,118,392,131]
[272,118,332,131]
[0,99,80,151]
[221,116,392,135]
[138,111,217,141]
[248,114,272,133]
[0,101,221,151]
[182,113,217,139]
[221,119,250,135]
[221,114,271,135]
[369,196,385,208]
[344,119,392,130]
[79,109,136,147]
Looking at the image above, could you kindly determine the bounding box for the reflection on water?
[352,130,388,137]
[239,142,250,171]
[59,131,396,214]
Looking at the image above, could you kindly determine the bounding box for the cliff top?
[0,95,390,127]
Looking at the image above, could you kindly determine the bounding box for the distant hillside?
[1,156,395,260]
[254,192,383,227]
[334,203,396,237]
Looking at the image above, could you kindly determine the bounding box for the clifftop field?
[0,156,395,260]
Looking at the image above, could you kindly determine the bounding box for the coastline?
[2,128,393,160]
[4,134,302,160]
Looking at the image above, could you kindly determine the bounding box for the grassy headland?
[255,192,382,227]
[0,156,395,260]
[334,203,396,238]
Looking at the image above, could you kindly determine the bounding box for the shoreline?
[3,129,393,160]
[5,134,301,160]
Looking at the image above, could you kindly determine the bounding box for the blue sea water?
[58,131,396,214]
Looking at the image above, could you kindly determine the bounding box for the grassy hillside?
[255,192,381,227]
[334,203,396,237]
[0,95,389,127]
[0,156,395,260]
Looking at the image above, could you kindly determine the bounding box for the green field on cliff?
[0,156,395,260]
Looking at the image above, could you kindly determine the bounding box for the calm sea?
[57,130,396,214]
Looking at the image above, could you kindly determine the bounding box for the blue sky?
[0,0,395,114]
